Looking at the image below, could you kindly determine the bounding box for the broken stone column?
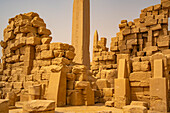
[72,0,90,69]
[0,99,9,113]
[150,58,168,112]
[23,100,55,113]
[46,65,67,107]
[114,58,130,108]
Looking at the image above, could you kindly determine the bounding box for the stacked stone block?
[0,12,94,107]
[110,1,170,56]
[66,65,94,106]
[91,31,117,103]
[91,0,170,112]
[0,12,52,101]
[129,56,151,104]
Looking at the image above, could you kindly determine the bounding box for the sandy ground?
[9,103,123,113]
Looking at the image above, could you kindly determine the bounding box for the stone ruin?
[0,0,169,113]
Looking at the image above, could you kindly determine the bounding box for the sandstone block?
[52,57,70,65]
[123,105,147,113]
[75,81,90,89]
[41,50,54,59]
[4,30,15,42]
[38,27,51,35]
[0,99,9,113]
[67,81,74,90]
[31,16,46,27]
[67,73,76,81]
[13,82,23,89]
[150,78,168,112]
[6,92,16,106]
[162,1,170,9]
[20,25,37,33]
[65,51,75,60]
[47,70,67,107]
[105,101,114,107]
[26,37,41,45]
[69,90,84,106]
[53,50,65,57]
[154,59,163,78]
[132,62,141,72]
[118,59,128,78]
[130,101,148,108]
[103,88,114,97]
[28,85,41,96]
[129,72,151,83]
[114,79,130,97]
[50,43,64,50]
[23,100,55,113]
[96,79,109,89]
[41,37,52,44]
[143,46,158,52]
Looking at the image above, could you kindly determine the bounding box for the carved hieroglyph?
[72,0,90,68]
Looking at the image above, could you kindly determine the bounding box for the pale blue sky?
[0,0,162,59]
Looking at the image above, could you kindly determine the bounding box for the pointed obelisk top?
[93,30,98,48]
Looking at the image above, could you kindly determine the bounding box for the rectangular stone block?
[96,79,109,89]
[129,72,152,83]
[26,37,41,46]
[114,79,130,97]
[69,90,84,106]
[23,100,55,113]
[50,43,64,50]
[28,85,41,96]
[41,50,54,59]
[103,88,114,97]
[13,82,23,89]
[130,101,148,108]
[118,59,128,78]
[47,70,67,107]
[150,78,168,112]
[154,59,163,78]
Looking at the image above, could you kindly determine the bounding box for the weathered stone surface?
[0,99,9,113]
[105,101,114,107]
[96,79,109,89]
[23,100,55,112]
[123,105,147,113]
[130,101,148,108]
[150,78,168,112]
[47,68,67,107]
[72,0,90,68]
[38,27,51,35]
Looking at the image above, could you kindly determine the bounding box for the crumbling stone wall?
[91,31,117,103]
[0,12,94,107]
[91,0,170,111]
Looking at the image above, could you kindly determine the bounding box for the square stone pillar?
[114,58,130,108]
[150,58,168,112]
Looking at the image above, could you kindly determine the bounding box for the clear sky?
[0,0,162,60]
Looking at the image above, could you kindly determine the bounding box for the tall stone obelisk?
[72,0,90,68]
